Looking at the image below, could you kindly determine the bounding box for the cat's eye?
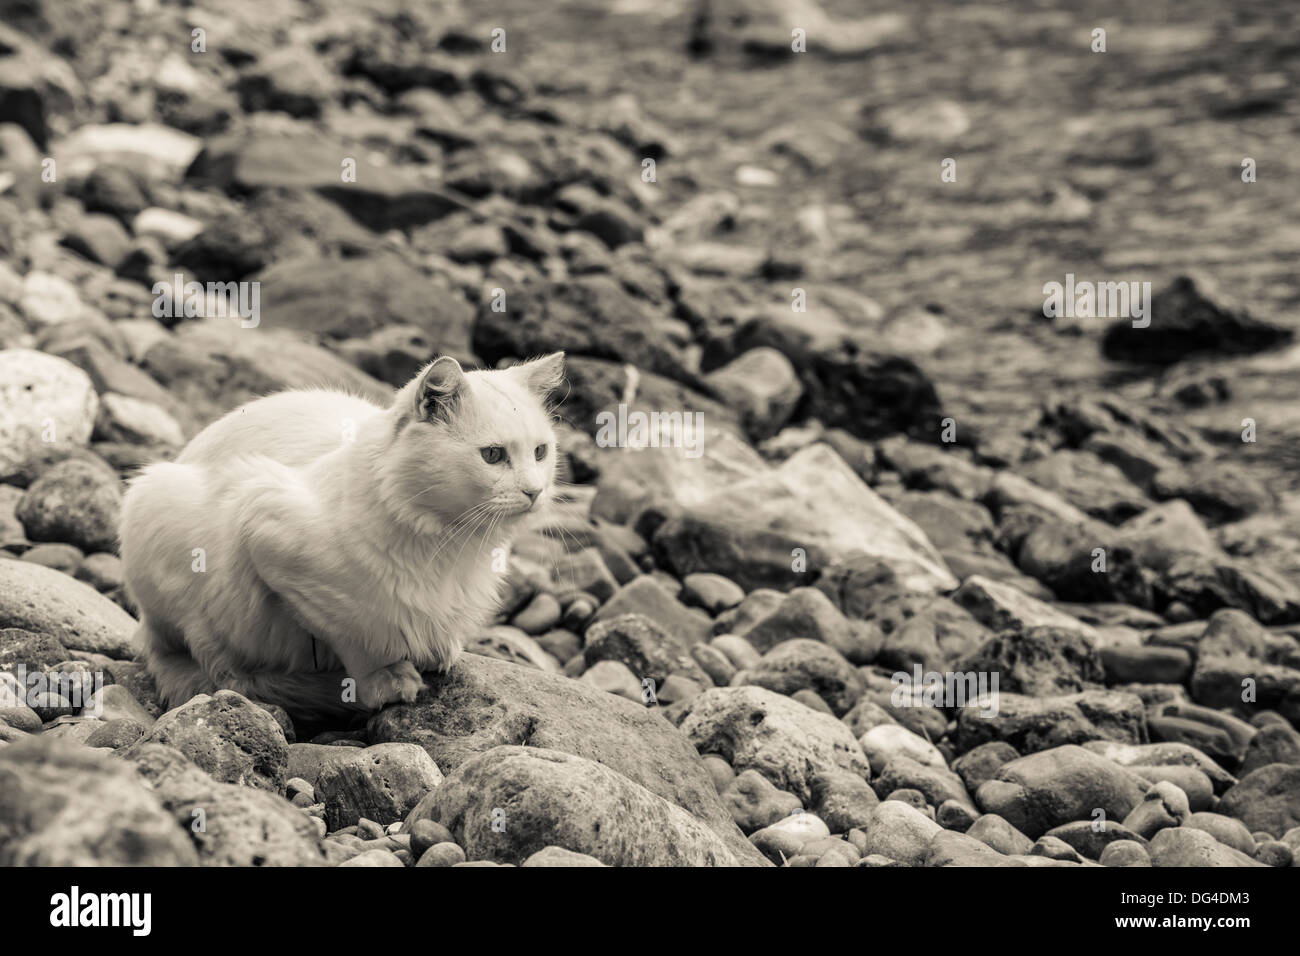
[534,444,547,461]
[481,446,506,465]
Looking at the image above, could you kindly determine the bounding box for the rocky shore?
[1,0,1299,867]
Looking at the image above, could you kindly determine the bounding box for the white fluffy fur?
[119,353,565,719]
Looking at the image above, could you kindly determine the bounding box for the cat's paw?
[357,660,425,709]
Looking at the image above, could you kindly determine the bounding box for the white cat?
[119,352,565,719]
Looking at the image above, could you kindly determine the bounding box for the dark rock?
[1102,276,1293,366]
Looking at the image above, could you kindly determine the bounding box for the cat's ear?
[511,351,565,397]
[414,356,465,422]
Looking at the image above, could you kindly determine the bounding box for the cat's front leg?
[353,659,425,709]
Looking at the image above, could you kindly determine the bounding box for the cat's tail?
[140,620,366,721]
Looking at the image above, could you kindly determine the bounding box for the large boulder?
[0,737,198,865]
[367,653,763,864]
[415,745,749,866]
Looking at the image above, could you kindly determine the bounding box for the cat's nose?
[522,488,541,506]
